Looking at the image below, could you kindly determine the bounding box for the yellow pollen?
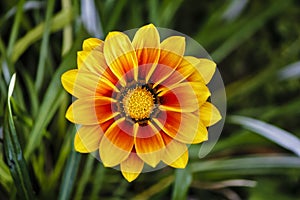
[123,87,154,121]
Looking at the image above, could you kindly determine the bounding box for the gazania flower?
[61,24,221,182]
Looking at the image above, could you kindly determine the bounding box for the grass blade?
[229,115,300,157]
[11,7,74,63]
[35,0,55,91]
[89,165,105,199]
[0,157,13,192]
[3,74,34,199]
[211,0,292,62]
[171,168,192,200]
[74,155,94,200]
[24,32,87,159]
[58,127,81,200]
[61,0,73,55]
[7,0,25,58]
[132,176,174,200]
[191,156,300,173]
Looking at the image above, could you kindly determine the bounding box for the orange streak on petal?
[149,36,185,86]
[149,63,174,86]
[135,49,160,81]
[158,82,199,112]
[78,51,119,85]
[153,111,207,144]
[158,36,185,68]
[121,153,144,182]
[100,118,134,167]
[61,69,116,98]
[132,24,160,81]
[134,123,165,167]
[65,97,116,125]
[161,56,204,87]
[104,32,138,83]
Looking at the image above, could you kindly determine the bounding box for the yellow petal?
[153,111,208,144]
[77,50,108,76]
[65,97,116,125]
[159,36,185,67]
[104,32,138,84]
[200,102,222,126]
[161,133,188,168]
[150,36,185,86]
[192,119,208,144]
[134,123,165,167]
[196,59,216,84]
[121,153,144,182]
[61,69,80,96]
[82,38,104,51]
[99,118,134,167]
[169,150,188,168]
[160,56,202,87]
[189,82,211,106]
[188,59,216,84]
[132,24,160,81]
[74,125,104,153]
[158,82,200,113]
[61,69,115,98]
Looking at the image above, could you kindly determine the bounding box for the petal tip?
[106,31,122,40]
[144,23,156,29]
[121,171,140,182]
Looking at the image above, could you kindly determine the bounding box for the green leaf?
[172,168,192,200]
[7,0,25,58]
[89,165,105,199]
[228,115,300,157]
[191,156,300,173]
[24,31,88,159]
[11,7,75,63]
[133,175,174,200]
[3,74,34,199]
[104,0,127,33]
[0,158,13,192]
[58,127,81,200]
[74,155,94,200]
[211,0,292,62]
[35,0,56,92]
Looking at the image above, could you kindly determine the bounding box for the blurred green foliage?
[0,0,300,199]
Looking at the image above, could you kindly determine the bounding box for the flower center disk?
[122,87,154,121]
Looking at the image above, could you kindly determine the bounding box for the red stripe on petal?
[66,97,116,125]
[158,82,199,112]
[153,110,207,144]
[134,123,165,167]
[99,118,134,167]
[132,24,160,81]
[104,32,138,84]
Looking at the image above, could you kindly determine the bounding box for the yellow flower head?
[61,24,221,182]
